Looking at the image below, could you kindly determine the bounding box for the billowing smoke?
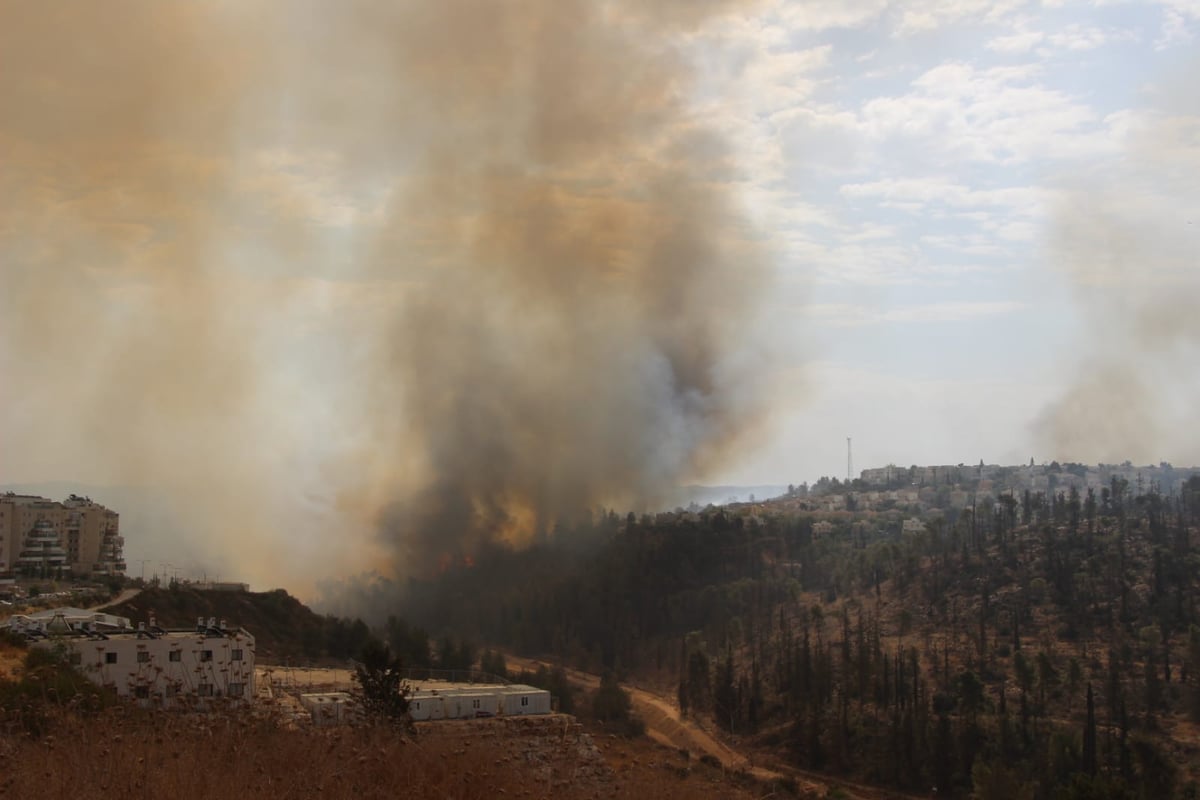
[355,0,767,568]
[0,4,298,584]
[0,2,767,588]
[1035,81,1200,464]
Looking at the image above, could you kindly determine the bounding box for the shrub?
[592,672,632,723]
[0,644,116,736]
[354,640,410,723]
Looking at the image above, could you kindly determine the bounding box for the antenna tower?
[847,436,853,482]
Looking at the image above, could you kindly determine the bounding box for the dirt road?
[508,657,773,774]
[505,654,923,800]
[93,587,141,611]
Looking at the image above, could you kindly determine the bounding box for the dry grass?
[0,706,777,799]
[0,642,779,798]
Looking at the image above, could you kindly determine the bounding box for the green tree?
[1036,650,1058,711]
[713,645,740,732]
[354,640,410,722]
[686,649,711,713]
[481,649,508,678]
[1083,683,1097,777]
[593,672,643,736]
[1067,657,1083,710]
[971,760,1034,800]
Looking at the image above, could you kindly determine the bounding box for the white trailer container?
[452,691,500,718]
[409,693,445,721]
[442,693,478,719]
[497,685,552,716]
[300,692,357,727]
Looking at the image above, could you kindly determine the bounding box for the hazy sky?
[702,0,1200,483]
[2,1,1198,588]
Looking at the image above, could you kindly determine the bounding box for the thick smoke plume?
[357,0,767,569]
[0,2,767,588]
[1035,81,1200,465]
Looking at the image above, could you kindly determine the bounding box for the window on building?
[472,699,480,709]
[168,650,181,662]
[413,701,420,710]
[197,683,213,697]
[200,650,213,662]
[521,696,529,706]
[137,651,150,663]
[105,652,117,664]
[230,649,243,661]
[134,686,149,699]
[227,682,244,697]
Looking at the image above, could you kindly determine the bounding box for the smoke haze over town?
[2,0,1198,591]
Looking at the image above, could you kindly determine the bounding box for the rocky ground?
[414,714,772,799]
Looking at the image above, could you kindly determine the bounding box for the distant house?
[812,521,835,538]
[902,518,927,536]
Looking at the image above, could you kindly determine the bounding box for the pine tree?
[1083,683,1097,776]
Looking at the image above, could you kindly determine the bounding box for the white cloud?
[987,29,1046,53]
[859,62,1118,163]
[773,0,891,32]
[809,300,1026,326]
[840,176,1049,215]
[737,45,833,115]
[1046,23,1128,50]
[1155,8,1195,48]
[895,0,1028,34]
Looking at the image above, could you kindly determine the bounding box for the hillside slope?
[390,479,1200,798]
[103,587,371,663]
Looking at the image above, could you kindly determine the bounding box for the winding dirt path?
[93,586,141,611]
[504,655,918,800]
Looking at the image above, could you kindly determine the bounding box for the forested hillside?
[387,475,1200,798]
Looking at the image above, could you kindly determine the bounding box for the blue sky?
[691,0,1200,483]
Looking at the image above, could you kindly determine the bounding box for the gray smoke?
[0,1,768,587]
[352,0,768,567]
[1035,85,1200,465]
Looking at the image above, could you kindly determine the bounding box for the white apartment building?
[27,615,254,707]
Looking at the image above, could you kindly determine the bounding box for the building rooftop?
[409,683,546,698]
[12,607,131,629]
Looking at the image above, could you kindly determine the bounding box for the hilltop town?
[777,460,1200,514]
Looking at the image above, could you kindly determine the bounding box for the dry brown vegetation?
[0,708,778,800]
[0,638,775,800]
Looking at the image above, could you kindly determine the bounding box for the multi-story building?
[25,614,255,707]
[0,493,124,577]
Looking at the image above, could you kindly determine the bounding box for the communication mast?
[847,437,853,482]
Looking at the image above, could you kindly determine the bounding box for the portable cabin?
[449,691,499,718]
[409,693,444,721]
[300,692,356,727]
[442,693,474,719]
[497,685,552,716]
